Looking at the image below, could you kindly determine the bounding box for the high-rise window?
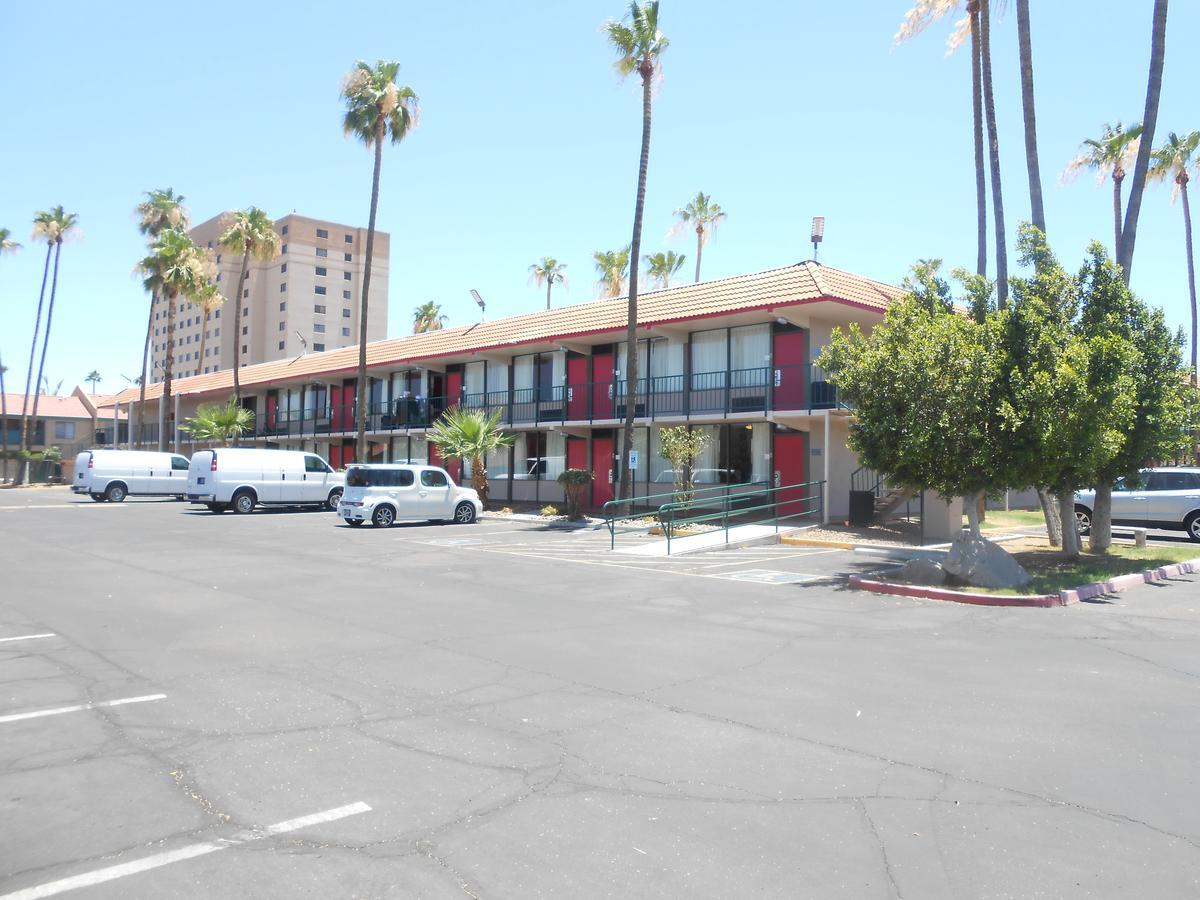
[281,243,288,253]
[342,308,352,318]
[243,289,249,298]
[278,341,285,350]
[342,290,351,300]
[342,327,351,337]
[314,304,326,314]
[344,234,353,243]
[316,228,328,239]
[278,321,286,331]
[313,343,325,352]
[280,262,287,273]
[279,301,286,311]
[242,326,248,335]
[315,286,327,295]
[314,324,326,333]
[214,309,220,318]
[316,266,327,276]
[281,224,289,235]
[344,252,352,262]
[343,271,351,281]
[315,248,328,258]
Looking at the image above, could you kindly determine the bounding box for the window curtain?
[730,325,770,388]
[545,431,566,480]
[486,361,509,394]
[464,362,485,397]
[751,423,771,483]
[690,330,727,388]
[513,356,535,390]
[409,433,428,464]
[649,427,674,484]
[617,341,650,384]
[650,339,684,378]
[486,444,510,478]
[693,425,721,482]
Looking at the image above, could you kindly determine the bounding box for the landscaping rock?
[943,532,1033,589]
[891,557,948,586]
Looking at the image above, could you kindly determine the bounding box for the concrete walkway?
[614,523,810,556]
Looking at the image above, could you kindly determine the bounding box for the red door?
[566,436,587,473]
[266,394,277,431]
[773,429,811,521]
[343,385,357,431]
[772,328,808,410]
[447,370,463,409]
[592,352,614,420]
[591,435,614,507]
[430,442,461,483]
[566,355,589,420]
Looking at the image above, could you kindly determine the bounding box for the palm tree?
[1016,0,1045,236]
[1150,131,1200,382]
[0,232,17,481]
[85,370,101,394]
[19,207,79,485]
[0,228,20,254]
[219,207,280,401]
[341,59,420,462]
[1063,123,1143,259]
[1118,0,1170,284]
[606,0,668,503]
[191,281,225,376]
[139,229,213,451]
[643,250,685,289]
[529,257,568,309]
[671,192,725,282]
[182,397,256,447]
[17,210,59,480]
[427,406,514,508]
[134,189,189,445]
[412,301,447,333]
[593,247,631,298]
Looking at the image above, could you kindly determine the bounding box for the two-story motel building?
[112,262,907,521]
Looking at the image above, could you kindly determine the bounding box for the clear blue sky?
[1,1,1196,397]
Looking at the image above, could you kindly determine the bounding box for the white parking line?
[0,802,372,900]
[0,633,56,644]
[0,693,166,725]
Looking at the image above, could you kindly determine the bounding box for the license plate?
[197,477,205,484]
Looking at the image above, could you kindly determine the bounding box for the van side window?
[172,456,189,470]
[394,469,415,487]
[421,470,448,488]
[304,455,329,473]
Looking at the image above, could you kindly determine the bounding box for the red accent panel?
[773,430,807,516]
[266,395,277,430]
[447,371,463,408]
[566,356,588,420]
[591,353,614,420]
[591,435,614,507]
[341,440,356,466]
[772,329,807,410]
[429,442,460,482]
[566,436,587,472]
[329,445,342,469]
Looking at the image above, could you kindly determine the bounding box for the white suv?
[1075,468,1200,542]
[337,464,482,528]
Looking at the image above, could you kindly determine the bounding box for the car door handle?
[419,491,428,497]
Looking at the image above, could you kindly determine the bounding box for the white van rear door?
[278,454,307,503]
[302,455,331,502]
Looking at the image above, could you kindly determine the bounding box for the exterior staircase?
[850,466,918,525]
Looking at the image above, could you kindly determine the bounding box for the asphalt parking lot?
[2,487,1200,898]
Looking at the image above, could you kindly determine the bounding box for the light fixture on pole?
[294,331,308,353]
[470,289,486,322]
[810,216,825,263]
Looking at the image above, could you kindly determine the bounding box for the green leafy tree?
[605,0,668,503]
[643,250,685,290]
[1148,131,1200,382]
[412,301,446,333]
[427,406,514,508]
[671,192,725,282]
[182,397,256,447]
[657,425,711,508]
[593,247,630,298]
[341,59,420,461]
[529,257,568,310]
[219,207,281,400]
[85,370,101,394]
[134,189,189,444]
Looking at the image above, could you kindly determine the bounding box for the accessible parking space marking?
[0,693,166,725]
[0,633,56,644]
[714,569,826,585]
[0,802,373,900]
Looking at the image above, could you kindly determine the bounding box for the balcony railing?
[249,364,844,439]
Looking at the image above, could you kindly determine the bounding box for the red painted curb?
[850,557,1200,607]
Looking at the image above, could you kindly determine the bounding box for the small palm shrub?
[557,468,594,520]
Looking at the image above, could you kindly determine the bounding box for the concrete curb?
[849,556,1200,607]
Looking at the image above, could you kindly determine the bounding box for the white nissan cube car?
[338,464,481,527]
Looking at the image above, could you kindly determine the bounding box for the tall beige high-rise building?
[149,213,389,381]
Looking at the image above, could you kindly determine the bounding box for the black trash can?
[849,490,876,527]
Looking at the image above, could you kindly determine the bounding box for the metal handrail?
[658,480,825,555]
[603,479,771,549]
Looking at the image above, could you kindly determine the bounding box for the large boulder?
[890,557,948,586]
[943,532,1033,590]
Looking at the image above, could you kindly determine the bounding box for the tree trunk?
[964,490,983,539]
[1113,174,1124,262]
[1183,178,1198,383]
[1059,487,1080,558]
[979,0,1008,306]
[1089,482,1113,552]
[197,309,209,381]
[1037,487,1062,547]
[0,349,9,483]
[1118,0,1169,283]
[161,288,177,452]
[472,455,489,508]
[1016,0,1045,236]
[16,243,54,485]
[546,280,552,311]
[357,123,385,463]
[694,226,703,282]
[27,240,64,475]
[136,291,155,447]
[970,3,987,278]
[232,251,250,402]
[618,66,654,503]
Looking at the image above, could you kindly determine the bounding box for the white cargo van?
[187,448,344,514]
[337,464,481,527]
[72,449,191,502]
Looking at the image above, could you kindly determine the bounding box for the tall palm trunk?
[1118,0,1169,283]
[1112,173,1125,260]
[161,289,178,452]
[694,226,703,282]
[979,0,1008,307]
[546,281,552,310]
[472,455,489,508]
[970,2,987,278]
[197,310,209,380]
[1182,177,1198,383]
[136,292,155,446]
[357,121,385,462]
[27,240,64,475]
[618,65,654,503]
[232,251,250,402]
[1,351,9,483]
[16,243,54,484]
[1016,0,1045,235]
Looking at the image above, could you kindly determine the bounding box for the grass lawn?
[968,509,1047,531]
[995,544,1200,595]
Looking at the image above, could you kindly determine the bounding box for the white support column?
[113,403,119,449]
[158,395,165,450]
[822,412,831,525]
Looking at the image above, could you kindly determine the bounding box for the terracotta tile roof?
[113,261,902,404]
[0,394,105,420]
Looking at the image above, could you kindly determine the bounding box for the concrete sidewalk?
[614,522,810,556]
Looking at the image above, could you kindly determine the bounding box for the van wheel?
[1074,505,1092,536]
[326,489,343,511]
[175,494,185,501]
[231,490,256,514]
[206,502,228,513]
[454,502,477,525]
[1186,512,1200,544]
[89,493,106,502]
[105,483,128,503]
[372,505,396,528]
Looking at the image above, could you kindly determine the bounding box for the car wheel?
[454,502,477,525]
[326,489,343,511]
[231,490,256,514]
[175,494,185,501]
[372,505,396,528]
[1074,505,1092,536]
[105,483,127,503]
[89,493,106,502]
[346,519,364,527]
[206,502,228,513]
[1186,512,1200,544]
